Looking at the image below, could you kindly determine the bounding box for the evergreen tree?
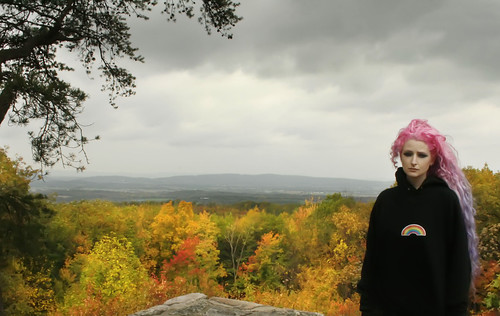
[0,148,53,315]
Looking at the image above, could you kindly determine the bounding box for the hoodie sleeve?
[445,193,471,315]
[357,198,381,314]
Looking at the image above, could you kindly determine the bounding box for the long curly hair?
[390,119,479,283]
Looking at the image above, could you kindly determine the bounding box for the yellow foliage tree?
[463,165,500,230]
[328,205,368,300]
[0,259,55,315]
[186,210,227,282]
[148,201,194,270]
[284,200,321,264]
[59,235,150,315]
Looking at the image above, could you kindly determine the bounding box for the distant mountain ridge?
[31,173,392,203]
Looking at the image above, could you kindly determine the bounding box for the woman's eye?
[403,152,413,157]
[418,153,428,158]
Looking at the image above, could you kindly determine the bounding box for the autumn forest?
[1,148,499,316]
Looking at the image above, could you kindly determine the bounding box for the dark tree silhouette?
[0,0,241,171]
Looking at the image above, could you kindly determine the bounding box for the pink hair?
[391,119,479,283]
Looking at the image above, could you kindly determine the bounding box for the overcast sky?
[1,0,500,181]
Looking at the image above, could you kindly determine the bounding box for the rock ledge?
[130,293,324,316]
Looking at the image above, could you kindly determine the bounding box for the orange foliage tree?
[464,165,500,314]
[150,208,227,303]
[153,236,226,301]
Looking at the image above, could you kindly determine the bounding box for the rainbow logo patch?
[401,224,427,237]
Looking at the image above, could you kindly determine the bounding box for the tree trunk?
[0,287,5,316]
[0,91,13,125]
[0,75,20,125]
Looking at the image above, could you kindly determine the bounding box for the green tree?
[308,194,355,247]
[47,200,130,267]
[0,148,53,315]
[484,272,500,311]
[0,259,55,316]
[0,0,241,170]
[220,208,262,285]
[242,232,285,292]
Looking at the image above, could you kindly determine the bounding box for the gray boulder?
[130,293,324,316]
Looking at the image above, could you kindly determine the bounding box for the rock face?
[130,293,324,316]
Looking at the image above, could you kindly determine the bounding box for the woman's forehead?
[402,139,431,152]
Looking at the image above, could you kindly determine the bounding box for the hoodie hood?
[395,167,449,191]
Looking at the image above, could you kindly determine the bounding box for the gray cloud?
[1,0,499,180]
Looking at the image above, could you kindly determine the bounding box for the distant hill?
[31,173,392,204]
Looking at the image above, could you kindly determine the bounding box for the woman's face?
[401,139,434,188]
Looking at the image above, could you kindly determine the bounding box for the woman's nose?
[411,155,418,165]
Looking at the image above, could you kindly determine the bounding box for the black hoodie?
[358,168,471,316]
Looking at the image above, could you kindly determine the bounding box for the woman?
[358,119,479,316]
